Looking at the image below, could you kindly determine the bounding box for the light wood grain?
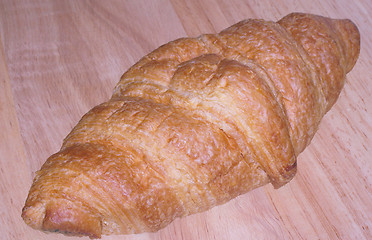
[0,0,371,239]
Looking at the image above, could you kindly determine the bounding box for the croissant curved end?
[22,200,102,239]
[334,18,361,72]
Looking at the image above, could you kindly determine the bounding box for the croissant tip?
[22,202,46,230]
[334,18,361,72]
[42,202,102,238]
[22,200,103,239]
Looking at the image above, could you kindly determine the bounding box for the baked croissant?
[22,13,360,238]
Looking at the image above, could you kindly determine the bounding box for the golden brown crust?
[22,13,360,238]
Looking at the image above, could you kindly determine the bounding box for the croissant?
[22,13,360,238]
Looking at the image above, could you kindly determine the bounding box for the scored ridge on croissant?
[22,13,360,238]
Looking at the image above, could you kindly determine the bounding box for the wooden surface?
[0,0,371,239]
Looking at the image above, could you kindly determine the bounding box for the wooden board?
[1,0,371,239]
